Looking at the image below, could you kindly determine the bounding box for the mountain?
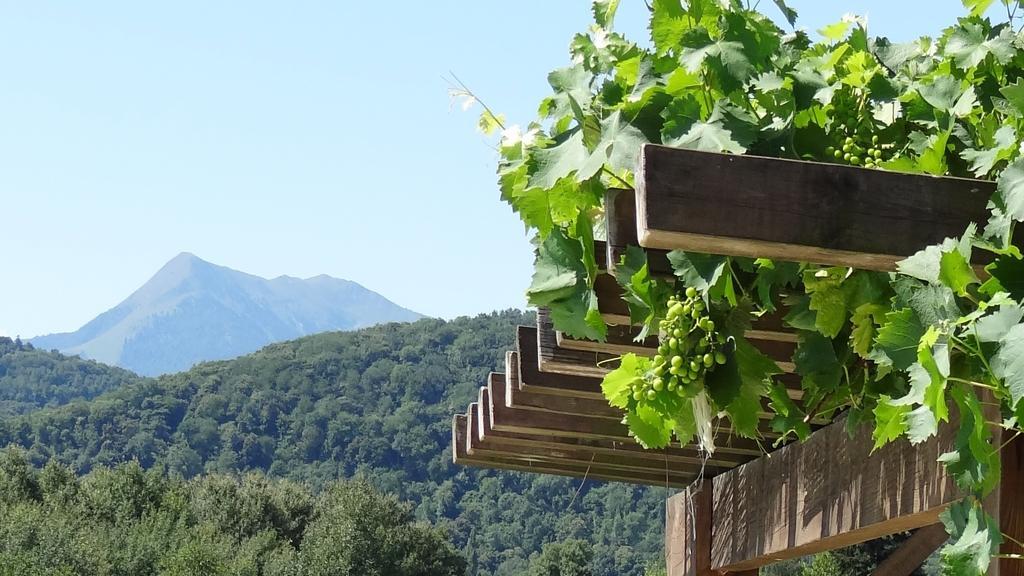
[0,311,667,576]
[31,252,422,376]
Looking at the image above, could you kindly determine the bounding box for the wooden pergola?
[452,145,1023,575]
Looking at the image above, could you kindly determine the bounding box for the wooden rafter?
[636,145,996,270]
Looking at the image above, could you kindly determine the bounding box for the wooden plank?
[503,354,623,419]
[636,145,996,270]
[606,188,673,277]
[474,391,701,483]
[998,433,1023,576]
[666,482,715,576]
[537,309,617,377]
[488,371,776,451]
[516,326,605,400]
[869,524,949,576]
[456,412,696,487]
[708,416,962,573]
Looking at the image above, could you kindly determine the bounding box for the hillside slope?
[2,311,665,576]
[32,252,421,376]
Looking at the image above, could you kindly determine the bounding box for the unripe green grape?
[653,380,664,391]
[671,355,683,368]
[676,387,687,397]
[673,328,683,338]
[833,149,842,159]
[715,351,727,365]
[654,366,664,377]
[690,360,700,372]
[873,149,882,159]
[705,320,715,331]
[843,152,852,161]
[667,381,677,392]
[653,354,663,365]
[646,389,657,401]
[703,353,714,367]
[633,391,643,401]
[686,286,697,298]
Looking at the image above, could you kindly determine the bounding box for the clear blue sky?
[0,1,999,338]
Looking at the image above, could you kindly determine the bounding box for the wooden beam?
[636,145,996,270]
[503,356,623,419]
[537,308,617,377]
[454,413,696,487]
[606,188,673,277]
[517,325,605,400]
[487,372,773,457]
[869,524,949,576]
[666,482,716,576]
[998,433,1023,576]
[707,416,962,573]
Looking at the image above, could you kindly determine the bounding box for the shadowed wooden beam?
[666,482,715,576]
[486,373,772,455]
[606,188,673,277]
[997,433,1023,576]
[706,416,962,573]
[636,145,996,270]
[455,412,694,487]
[869,524,949,576]
[536,309,617,377]
[504,352,623,419]
[471,395,702,484]
[517,325,606,400]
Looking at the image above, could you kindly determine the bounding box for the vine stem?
[446,71,507,132]
[1000,431,1022,451]
[947,376,998,392]
[1003,531,1024,551]
[602,166,634,191]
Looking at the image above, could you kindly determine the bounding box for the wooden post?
[999,433,1023,576]
[666,482,717,576]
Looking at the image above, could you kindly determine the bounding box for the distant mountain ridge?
[32,252,421,375]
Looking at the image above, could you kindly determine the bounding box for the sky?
[0,1,1003,338]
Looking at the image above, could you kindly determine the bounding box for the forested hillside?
[0,450,465,575]
[0,337,143,417]
[0,312,667,575]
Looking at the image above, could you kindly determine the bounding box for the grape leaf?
[872,396,910,449]
[850,303,887,358]
[994,158,1024,223]
[818,21,851,42]
[771,0,797,26]
[983,254,1024,300]
[939,386,1001,494]
[896,238,959,284]
[626,404,674,448]
[601,353,646,409]
[974,302,1024,342]
[578,110,649,179]
[666,251,727,295]
[991,322,1024,410]
[960,0,995,17]
[803,269,848,338]
[905,405,938,445]
[960,125,1016,177]
[945,21,1014,69]
[665,121,746,154]
[706,337,776,438]
[527,228,584,305]
[938,250,980,297]
[680,40,753,86]
[875,308,926,370]
[917,328,950,423]
[939,499,1002,576]
[768,383,811,440]
[528,130,589,190]
[591,0,621,29]
[1000,78,1024,115]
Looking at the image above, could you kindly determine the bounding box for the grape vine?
[461,0,1024,572]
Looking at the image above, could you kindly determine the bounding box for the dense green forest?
[0,449,465,575]
[0,317,936,575]
[0,314,668,575]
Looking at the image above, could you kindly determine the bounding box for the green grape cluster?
[629,287,727,403]
[825,89,896,169]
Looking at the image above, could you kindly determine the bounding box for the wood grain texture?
[537,308,618,377]
[636,145,996,270]
[666,483,717,576]
[454,413,694,487]
[517,326,604,399]
[709,416,962,572]
[503,355,623,419]
[999,433,1023,576]
[606,188,673,277]
[869,524,948,576]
